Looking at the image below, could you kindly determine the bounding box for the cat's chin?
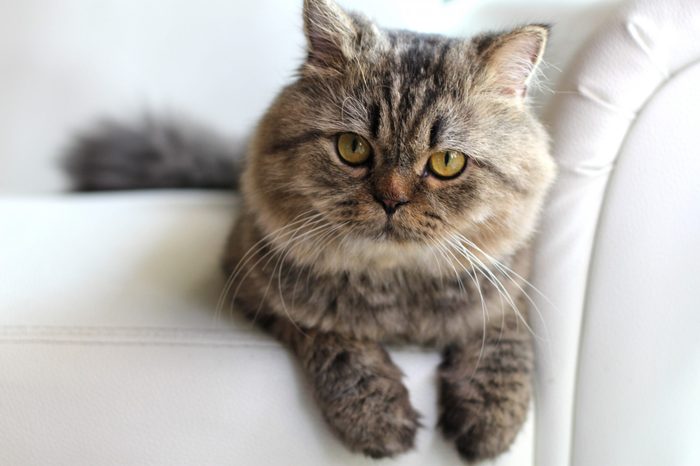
[357,217,430,244]
[374,220,409,243]
[359,228,417,245]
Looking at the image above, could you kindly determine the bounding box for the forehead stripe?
[429,117,444,149]
[369,103,381,139]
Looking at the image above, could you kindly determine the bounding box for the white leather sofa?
[1,0,699,465]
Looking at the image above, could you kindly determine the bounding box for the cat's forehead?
[376,30,470,88]
[333,30,474,160]
[387,30,460,62]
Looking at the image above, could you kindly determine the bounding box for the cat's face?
[244,0,555,270]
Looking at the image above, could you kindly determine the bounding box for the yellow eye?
[337,133,372,166]
[428,150,467,179]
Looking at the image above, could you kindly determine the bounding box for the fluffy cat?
[65,0,555,461]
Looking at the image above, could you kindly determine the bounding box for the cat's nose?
[373,172,412,215]
[377,196,409,215]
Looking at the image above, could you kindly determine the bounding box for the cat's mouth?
[382,220,396,237]
[375,217,412,242]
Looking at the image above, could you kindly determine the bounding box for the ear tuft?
[481,25,549,98]
[303,0,357,72]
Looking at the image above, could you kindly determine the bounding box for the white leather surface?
[532,0,700,465]
[574,60,700,466]
[0,193,533,466]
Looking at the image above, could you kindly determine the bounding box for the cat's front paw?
[438,345,532,462]
[307,338,420,458]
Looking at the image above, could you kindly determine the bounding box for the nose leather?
[376,196,409,215]
[373,172,412,215]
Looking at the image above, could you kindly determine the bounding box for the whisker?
[456,232,553,305]
[214,210,321,321]
[427,243,446,288]
[447,234,543,341]
[274,221,348,334]
[216,214,323,321]
[442,238,489,380]
[453,232,551,343]
[273,228,333,336]
[251,216,341,336]
[244,218,327,334]
[291,221,347,309]
[450,239,524,329]
[432,240,466,295]
[227,214,326,322]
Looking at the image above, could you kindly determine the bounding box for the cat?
[64,0,556,461]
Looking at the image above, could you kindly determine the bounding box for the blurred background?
[0,0,623,193]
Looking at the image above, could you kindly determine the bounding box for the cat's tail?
[63,116,244,191]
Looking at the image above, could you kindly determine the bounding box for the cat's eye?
[337,133,372,166]
[427,150,467,179]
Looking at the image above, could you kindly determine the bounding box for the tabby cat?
[65,0,556,461]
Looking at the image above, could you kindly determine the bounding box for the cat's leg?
[438,312,533,462]
[256,314,420,459]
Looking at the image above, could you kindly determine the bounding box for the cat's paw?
[438,398,522,462]
[437,347,531,462]
[308,340,420,458]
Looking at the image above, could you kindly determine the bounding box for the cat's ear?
[480,25,549,99]
[303,0,357,73]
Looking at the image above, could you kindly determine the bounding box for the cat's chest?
[276,263,492,344]
[331,271,472,312]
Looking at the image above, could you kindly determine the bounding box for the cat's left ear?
[480,25,549,99]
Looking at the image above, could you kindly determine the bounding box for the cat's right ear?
[303,0,357,74]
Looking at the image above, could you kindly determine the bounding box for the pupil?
[351,138,358,153]
[444,152,452,167]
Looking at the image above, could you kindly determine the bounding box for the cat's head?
[243,0,556,272]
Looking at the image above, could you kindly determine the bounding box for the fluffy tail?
[63,116,245,191]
